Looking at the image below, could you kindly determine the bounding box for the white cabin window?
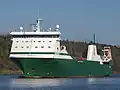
[22,41,24,42]
[15,46,17,48]
[49,41,51,43]
[41,46,44,48]
[43,41,45,42]
[16,41,19,43]
[34,41,35,42]
[26,41,28,42]
[38,41,41,42]
[21,46,23,48]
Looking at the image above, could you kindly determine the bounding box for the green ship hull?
[11,58,112,78]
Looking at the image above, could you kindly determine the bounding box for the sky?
[0,0,120,45]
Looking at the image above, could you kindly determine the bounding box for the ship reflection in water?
[9,76,120,90]
[10,78,63,88]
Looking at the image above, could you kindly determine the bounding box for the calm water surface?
[0,74,120,90]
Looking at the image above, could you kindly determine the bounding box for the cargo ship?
[9,17,113,78]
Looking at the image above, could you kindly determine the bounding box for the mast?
[36,8,43,32]
[93,33,96,44]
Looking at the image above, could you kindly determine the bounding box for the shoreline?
[0,69,23,74]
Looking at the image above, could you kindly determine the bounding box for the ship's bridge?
[9,18,64,57]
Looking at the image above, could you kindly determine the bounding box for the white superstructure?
[9,18,72,59]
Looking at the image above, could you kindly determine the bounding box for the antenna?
[38,8,40,19]
[36,8,43,32]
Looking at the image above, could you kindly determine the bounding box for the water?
[0,74,120,90]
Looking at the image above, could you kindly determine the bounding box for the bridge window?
[48,46,51,48]
[12,35,60,38]
[35,46,38,48]
[41,46,44,48]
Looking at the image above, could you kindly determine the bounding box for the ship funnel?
[87,44,98,60]
[86,33,101,61]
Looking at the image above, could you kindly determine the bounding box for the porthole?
[21,46,23,48]
[49,41,51,43]
[48,46,51,48]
